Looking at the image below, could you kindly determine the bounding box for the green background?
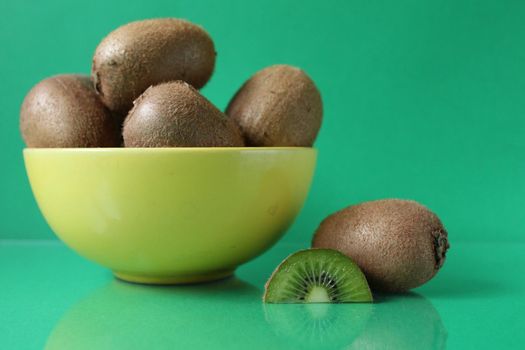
[1,0,524,242]
[2,2,525,349]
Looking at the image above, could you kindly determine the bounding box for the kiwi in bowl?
[92,18,216,115]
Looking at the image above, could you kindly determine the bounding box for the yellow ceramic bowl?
[24,147,316,284]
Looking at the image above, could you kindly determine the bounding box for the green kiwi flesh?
[312,199,449,292]
[263,249,372,304]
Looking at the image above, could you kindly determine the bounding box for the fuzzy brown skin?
[92,18,216,115]
[226,65,322,147]
[123,81,244,147]
[312,199,449,292]
[20,74,121,148]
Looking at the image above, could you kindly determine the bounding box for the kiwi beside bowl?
[23,147,316,284]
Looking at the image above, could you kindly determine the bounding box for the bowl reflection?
[46,278,269,349]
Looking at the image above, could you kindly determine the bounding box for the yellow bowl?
[23,147,316,284]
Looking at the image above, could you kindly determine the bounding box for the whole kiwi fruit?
[226,64,322,147]
[123,81,244,147]
[20,74,121,148]
[92,18,216,114]
[312,199,449,292]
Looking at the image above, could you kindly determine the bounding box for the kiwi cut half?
[263,249,373,304]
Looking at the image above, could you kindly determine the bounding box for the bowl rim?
[23,147,317,154]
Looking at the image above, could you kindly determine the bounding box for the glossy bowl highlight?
[24,148,316,284]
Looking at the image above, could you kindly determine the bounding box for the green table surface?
[1,240,523,350]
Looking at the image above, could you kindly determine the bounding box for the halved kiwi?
[263,249,372,303]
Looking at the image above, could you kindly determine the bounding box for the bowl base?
[113,269,235,285]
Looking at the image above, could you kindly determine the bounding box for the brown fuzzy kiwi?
[312,199,449,292]
[20,74,121,148]
[123,81,244,147]
[92,18,216,115]
[226,64,323,147]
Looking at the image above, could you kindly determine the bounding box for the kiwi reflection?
[349,293,448,350]
[264,293,447,350]
[45,278,273,350]
[264,303,373,349]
